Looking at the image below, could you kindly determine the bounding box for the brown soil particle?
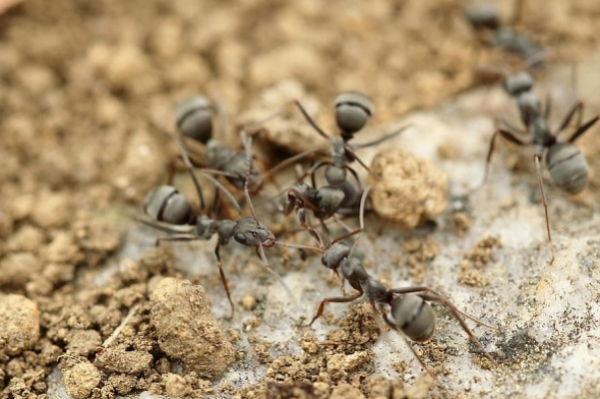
[0,294,40,356]
[458,235,501,287]
[95,348,153,375]
[330,383,366,399]
[164,373,192,398]
[65,330,102,357]
[149,277,235,378]
[62,361,102,399]
[0,252,42,289]
[369,148,448,228]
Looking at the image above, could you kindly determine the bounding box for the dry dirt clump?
[49,248,233,399]
[149,277,235,379]
[233,302,436,399]
[458,235,501,287]
[369,148,448,228]
[62,361,102,399]
[0,294,40,356]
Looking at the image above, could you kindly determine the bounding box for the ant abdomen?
[391,294,436,343]
[334,91,374,137]
[546,143,588,194]
[144,185,193,225]
[464,2,500,31]
[315,186,345,216]
[174,95,214,144]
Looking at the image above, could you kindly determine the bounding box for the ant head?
[321,241,350,270]
[234,217,276,248]
[144,185,193,225]
[174,95,214,144]
[464,2,500,30]
[391,294,435,342]
[504,72,535,97]
[334,91,374,140]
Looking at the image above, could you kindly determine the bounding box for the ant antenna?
[294,99,331,140]
[241,129,259,221]
[354,125,410,149]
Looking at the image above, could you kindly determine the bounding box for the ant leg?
[332,186,371,247]
[309,161,331,189]
[381,312,431,374]
[567,115,599,143]
[297,207,325,248]
[533,153,551,242]
[307,291,363,327]
[264,149,319,182]
[174,136,207,210]
[213,244,235,317]
[253,240,298,308]
[533,153,555,264]
[544,92,552,120]
[155,235,200,247]
[388,286,498,367]
[342,144,372,173]
[557,102,584,133]
[471,128,527,194]
[241,129,260,221]
[138,216,194,232]
[295,99,331,140]
[331,215,354,234]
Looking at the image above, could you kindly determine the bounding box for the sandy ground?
[1,0,600,398]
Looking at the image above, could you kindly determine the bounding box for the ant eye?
[234,233,247,244]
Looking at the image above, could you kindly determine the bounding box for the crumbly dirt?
[458,235,501,287]
[369,148,449,228]
[1,0,600,398]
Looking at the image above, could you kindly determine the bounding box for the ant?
[280,91,407,235]
[141,130,289,316]
[474,71,599,243]
[294,187,497,373]
[464,1,547,73]
[173,94,266,195]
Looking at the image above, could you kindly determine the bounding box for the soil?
[1,0,600,399]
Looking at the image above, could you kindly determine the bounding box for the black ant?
[278,91,407,235]
[141,131,290,316]
[464,1,547,70]
[293,187,497,373]
[474,71,598,244]
[173,94,267,195]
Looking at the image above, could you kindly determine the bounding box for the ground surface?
[1,1,600,398]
